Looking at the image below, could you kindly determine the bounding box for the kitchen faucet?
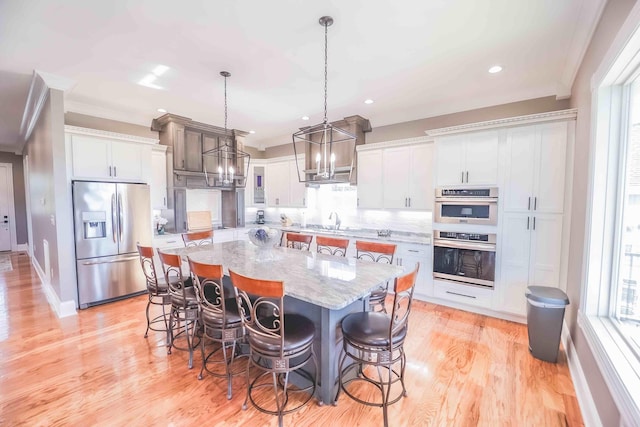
[328,211,341,230]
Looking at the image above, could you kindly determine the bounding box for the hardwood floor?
[0,252,584,426]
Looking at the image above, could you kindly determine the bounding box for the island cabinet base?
[284,295,368,405]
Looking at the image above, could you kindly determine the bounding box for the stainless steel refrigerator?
[72,181,151,309]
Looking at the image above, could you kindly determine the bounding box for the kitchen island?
[165,240,404,404]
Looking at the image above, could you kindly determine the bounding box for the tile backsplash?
[246,184,432,232]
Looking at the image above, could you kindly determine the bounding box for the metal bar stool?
[158,250,200,369]
[229,269,318,427]
[284,232,314,251]
[182,229,214,247]
[136,244,171,343]
[316,235,349,257]
[336,263,419,427]
[355,240,397,313]
[189,258,248,399]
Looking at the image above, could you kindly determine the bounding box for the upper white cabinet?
[434,130,499,186]
[151,146,167,209]
[266,157,306,208]
[357,149,383,209]
[357,138,434,210]
[382,144,433,209]
[503,122,568,214]
[67,128,155,182]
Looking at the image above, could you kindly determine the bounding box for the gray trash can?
[525,286,570,363]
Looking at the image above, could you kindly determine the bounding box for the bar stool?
[336,264,419,427]
[189,258,247,399]
[136,244,171,342]
[316,235,349,257]
[355,240,397,313]
[158,250,200,369]
[229,269,318,427]
[283,232,314,251]
[182,229,214,247]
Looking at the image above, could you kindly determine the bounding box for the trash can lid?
[525,286,569,305]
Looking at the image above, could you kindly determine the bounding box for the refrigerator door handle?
[111,193,117,243]
[118,192,124,243]
[82,256,140,265]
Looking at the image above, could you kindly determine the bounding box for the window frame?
[581,5,640,425]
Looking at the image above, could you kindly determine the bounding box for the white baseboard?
[31,255,77,318]
[13,243,28,252]
[562,322,602,427]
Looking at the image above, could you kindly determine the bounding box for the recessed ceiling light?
[249,130,256,134]
[488,65,503,74]
[364,99,374,104]
[152,65,169,76]
[302,116,309,121]
[157,108,167,113]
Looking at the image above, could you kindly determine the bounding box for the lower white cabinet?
[498,212,564,315]
[395,243,433,299]
[433,280,494,308]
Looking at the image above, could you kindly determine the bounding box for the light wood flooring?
[0,252,584,426]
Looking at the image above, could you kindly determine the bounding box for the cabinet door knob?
[527,217,530,230]
[466,171,469,183]
[533,216,536,230]
[461,171,464,183]
[534,197,537,210]
[528,196,531,210]
[109,166,112,177]
[114,166,117,177]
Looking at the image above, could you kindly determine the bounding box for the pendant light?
[292,16,357,184]
[204,71,250,188]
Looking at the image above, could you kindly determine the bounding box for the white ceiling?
[0,0,604,152]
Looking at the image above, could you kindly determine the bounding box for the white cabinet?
[395,243,433,299]
[498,213,564,315]
[266,158,306,208]
[246,162,266,208]
[151,147,167,209]
[70,134,151,182]
[357,150,383,208]
[357,141,434,210]
[435,130,499,186]
[382,144,433,210]
[503,122,568,214]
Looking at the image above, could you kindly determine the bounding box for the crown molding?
[35,70,76,92]
[357,135,433,152]
[64,125,159,145]
[425,109,578,137]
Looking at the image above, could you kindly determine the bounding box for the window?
[581,6,640,425]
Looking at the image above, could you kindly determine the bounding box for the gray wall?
[262,96,569,158]
[65,112,158,139]
[25,86,76,303]
[566,0,638,425]
[0,152,27,244]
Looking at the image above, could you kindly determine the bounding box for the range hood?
[294,115,371,186]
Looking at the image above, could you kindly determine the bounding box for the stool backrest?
[389,263,419,343]
[182,229,214,247]
[355,241,396,264]
[158,250,189,304]
[137,244,163,293]
[285,233,313,251]
[188,258,226,319]
[229,269,285,357]
[316,235,349,257]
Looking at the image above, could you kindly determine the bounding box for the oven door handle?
[433,239,496,252]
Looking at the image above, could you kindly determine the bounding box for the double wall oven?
[433,187,498,291]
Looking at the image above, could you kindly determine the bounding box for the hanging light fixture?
[292,16,357,184]
[204,71,250,188]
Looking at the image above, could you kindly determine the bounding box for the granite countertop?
[166,240,404,310]
[275,225,431,245]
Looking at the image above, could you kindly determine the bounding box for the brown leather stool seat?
[341,312,407,348]
[247,314,315,357]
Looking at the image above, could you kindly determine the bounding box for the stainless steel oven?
[434,187,498,225]
[433,231,496,288]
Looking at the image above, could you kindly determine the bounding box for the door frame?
[0,162,18,251]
